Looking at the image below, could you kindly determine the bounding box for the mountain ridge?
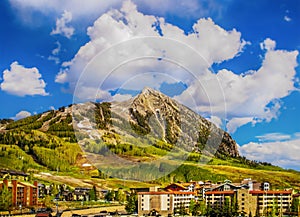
[1,89,300,188]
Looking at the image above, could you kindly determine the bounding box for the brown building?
[0,179,38,207]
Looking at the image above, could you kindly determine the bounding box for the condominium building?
[0,179,38,207]
[137,191,195,216]
[204,179,293,216]
[248,189,293,216]
[137,178,296,216]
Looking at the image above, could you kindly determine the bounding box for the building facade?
[0,179,38,207]
[137,178,295,216]
[138,191,195,216]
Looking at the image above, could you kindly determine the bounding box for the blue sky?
[0,0,300,170]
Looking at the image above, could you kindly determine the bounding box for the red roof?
[205,191,235,195]
[172,191,195,195]
[138,191,195,195]
[249,190,292,195]
[138,191,172,195]
[35,213,52,217]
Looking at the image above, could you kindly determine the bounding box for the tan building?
[138,191,195,216]
[249,189,293,216]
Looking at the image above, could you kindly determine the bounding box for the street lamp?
[19,204,22,215]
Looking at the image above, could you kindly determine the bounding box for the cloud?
[9,0,122,24]
[112,93,133,102]
[0,61,49,97]
[51,41,61,55]
[48,41,61,64]
[56,1,244,102]
[207,116,223,128]
[51,10,74,38]
[13,111,31,120]
[240,138,300,170]
[53,0,298,133]
[284,15,291,22]
[256,133,291,142]
[260,38,276,51]
[48,56,60,64]
[176,38,298,130]
[226,117,254,133]
[9,0,227,23]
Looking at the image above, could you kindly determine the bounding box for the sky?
[0,0,300,170]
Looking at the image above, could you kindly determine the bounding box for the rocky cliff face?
[73,87,240,158]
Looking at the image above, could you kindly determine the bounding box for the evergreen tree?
[189,199,196,215]
[125,191,137,214]
[89,185,98,201]
[115,189,126,204]
[199,199,206,216]
[0,184,12,211]
[231,194,239,217]
[291,197,299,213]
[105,190,115,201]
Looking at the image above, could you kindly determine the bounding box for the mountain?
[1,87,300,189]
[75,87,239,156]
[69,87,240,180]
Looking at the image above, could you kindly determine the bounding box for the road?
[20,205,125,217]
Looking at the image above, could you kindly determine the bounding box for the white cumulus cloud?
[56,1,245,103]
[0,61,49,97]
[53,0,298,134]
[240,138,300,170]
[51,10,74,38]
[13,111,31,120]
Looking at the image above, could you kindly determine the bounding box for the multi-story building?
[137,179,296,216]
[204,179,293,216]
[137,191,195,216]
[248,189,293,216]
[0,179,38,207]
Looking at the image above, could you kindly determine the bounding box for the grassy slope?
[0,112,299,191]
[1,142,300,190]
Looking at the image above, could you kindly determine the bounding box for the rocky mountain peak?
[110,88,240,158]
